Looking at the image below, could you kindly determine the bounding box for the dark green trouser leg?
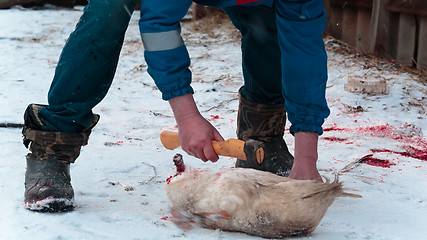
[23,104,99,212]
[38,0,139,132]
[23,0,137,211]
[222,5,283,104]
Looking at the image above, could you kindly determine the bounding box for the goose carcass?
[165,154,361,238]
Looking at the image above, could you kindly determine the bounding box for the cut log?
[344,76,388,95]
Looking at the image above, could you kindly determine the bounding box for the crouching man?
[23,0,329,212]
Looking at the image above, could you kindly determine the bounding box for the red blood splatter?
[161,216,169,220]
[219,210,231,218]
[371,149,405,155]
[323,124,427,162]
[371,148,427,161]
[405,146,427,161]
[211,169,233,184]
[360,154,396,168]
[166,176,173,184]
[208,115,222,121]
[322,137,347,142]
[323,125,347,132]
[357,124,399,140]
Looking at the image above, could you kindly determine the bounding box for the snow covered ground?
[0,6,426,240]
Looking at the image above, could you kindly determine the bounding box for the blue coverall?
[37,0,330,135]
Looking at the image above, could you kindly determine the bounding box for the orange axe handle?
[160,131,264,164]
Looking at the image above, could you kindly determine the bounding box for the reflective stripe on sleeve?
[141,28,184,51]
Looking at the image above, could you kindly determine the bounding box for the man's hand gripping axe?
[160,131,265,164]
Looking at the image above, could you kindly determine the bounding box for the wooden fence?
[2,0,426,70]
[326,0,427,70]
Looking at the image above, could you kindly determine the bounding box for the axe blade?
[243,139,265,165]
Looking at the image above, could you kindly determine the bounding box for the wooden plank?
[342,7,358,46]
[386,0,427,17]
[396,13,417,66]
[328,5,343,39]
[369,0,396,58]
[330,0,373,10]
[368,0,383,54]
[356,9,372,52]
[387,12,399,59]
[323,0,332,36]
[417,16,427,69]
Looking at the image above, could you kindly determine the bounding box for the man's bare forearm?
[168,94,223,162]
[290,131,322,182]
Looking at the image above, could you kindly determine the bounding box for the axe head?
[243,139,265,167]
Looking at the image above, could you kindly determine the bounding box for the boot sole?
[25,198,74,212]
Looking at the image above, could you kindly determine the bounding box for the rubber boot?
[22,104,98,212]
[235,93,294,177]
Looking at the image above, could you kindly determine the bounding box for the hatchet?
[160,131,265,164]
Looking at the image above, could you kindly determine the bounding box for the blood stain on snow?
[322,137,347,142]
[161,216,169,220]
[371,148,427,161]
[323,126,347,132]
[208,115,222,121]
[323,124,427,162]
[360,154,396,168]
